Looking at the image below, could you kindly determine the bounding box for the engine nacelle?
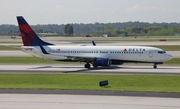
[93,58,111,66]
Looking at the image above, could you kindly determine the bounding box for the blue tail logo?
[17,16,53,46]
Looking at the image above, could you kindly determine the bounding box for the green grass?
[0,45,20,50]
[0,57,64,64]
[0,42,21,44]
[0,74,179,93]
[0,57,179,65]
[164,58,180,65]
[0,57,79,64]
[151,45,180,51]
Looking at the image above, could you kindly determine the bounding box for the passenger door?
[149,51,153,58]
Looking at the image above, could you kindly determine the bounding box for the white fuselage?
[21,45,173,63]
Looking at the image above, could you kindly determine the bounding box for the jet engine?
[93,58,111,66]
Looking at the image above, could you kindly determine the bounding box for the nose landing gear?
[153,65,157,69]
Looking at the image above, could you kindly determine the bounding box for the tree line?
[0,21,180,36]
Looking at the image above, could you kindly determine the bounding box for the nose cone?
[165,54,173,61]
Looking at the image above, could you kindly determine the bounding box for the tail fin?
[92,41,96,46]
[17,16,53,46]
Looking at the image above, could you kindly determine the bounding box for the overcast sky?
[1,0,180,25]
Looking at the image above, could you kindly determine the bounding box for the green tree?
[64,24,74,35]
[35,29,43,33]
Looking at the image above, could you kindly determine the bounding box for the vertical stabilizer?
[17,16,53,46]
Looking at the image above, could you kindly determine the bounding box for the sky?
[1,0,180,25]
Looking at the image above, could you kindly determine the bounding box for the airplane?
[17,16,173,69]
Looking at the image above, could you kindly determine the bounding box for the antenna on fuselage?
[92,41,96,46]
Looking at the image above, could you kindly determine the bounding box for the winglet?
[17,16,54,46]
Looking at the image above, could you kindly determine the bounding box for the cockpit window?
[158,51,166,54]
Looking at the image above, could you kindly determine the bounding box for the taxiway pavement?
[1,94,180,109]
[0,64,180,75]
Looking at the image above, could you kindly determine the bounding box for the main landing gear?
[84,63,90,68]
[153,63,157,69]
[84,63,98,68]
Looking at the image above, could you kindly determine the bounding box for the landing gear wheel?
[84,63,90,68]
[153,65,157,69]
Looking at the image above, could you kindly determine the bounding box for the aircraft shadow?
[29,65,180,73]
[63,66,123,73]
[29,65,122,73]
[30,66,82,69]
[30,65,179,70]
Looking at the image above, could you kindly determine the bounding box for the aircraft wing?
[39,44,102,62]
[51,53,101,62]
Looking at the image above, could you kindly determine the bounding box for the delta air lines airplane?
[17,16,173,69]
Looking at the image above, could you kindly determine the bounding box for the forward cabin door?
[149,51,153,58]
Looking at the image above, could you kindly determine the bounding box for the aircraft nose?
[165,54,173,61]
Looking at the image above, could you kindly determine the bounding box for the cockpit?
[158,51,166,54]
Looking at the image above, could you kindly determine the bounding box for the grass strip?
[0,57,75,64]
[164,58,180,65]
[0,57,80,64]
[0,45,20,50]
[151,45,180,51]
[0,74,179,93]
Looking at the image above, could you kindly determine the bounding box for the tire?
[84,63,90,68]
[153,65,157,69]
